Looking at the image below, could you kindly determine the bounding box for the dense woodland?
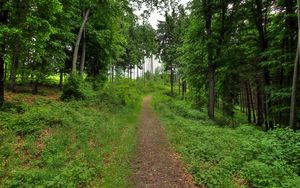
[157,0,299,130]
[0,0,299,128]
[0,0,300,187]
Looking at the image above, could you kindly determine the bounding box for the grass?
[152,91,300,188]
[0,80,144,188]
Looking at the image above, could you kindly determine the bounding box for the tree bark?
[0,4,8,106]
[246,84,252,123]
[253,0,271,128]
[241,93,245,113]
[151,55,154,75]
[290,0,300,129]
[204,1,215,119]
[249,84,256,124]
[59,69,64,90]
[178,77,181,95]
[284,0,296,63]
[182,80,187,98]
[170,64,174,96]
[256,80,264,126]
[111,66,114,82]
[143,63,145,86]
[32,79,39,95]
[8,42,19,92]
[203,0,215,119]
[4,59,7,83]
[79,27,86,75]
[72,9,90,73]
[137,64,139,79]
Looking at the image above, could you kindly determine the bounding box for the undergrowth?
[0,79,151,188]
[152,92,300,188]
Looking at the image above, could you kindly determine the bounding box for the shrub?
[0,102,26,114]
[2,102,64,136]
[97,80,142,109]
[61,74,93,101]
[266,129,300,174]
[241,160,297,188]
[152,92,300,188]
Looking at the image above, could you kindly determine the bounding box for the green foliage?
[165,0,300,127]
[153,94,208,121]
[0,102,25,114]
[98,80,142,109]
[241,160,300,188]
[153,92,300,188]
[0,81,143,187]
[61,74,93,101]
[186,87,207,109]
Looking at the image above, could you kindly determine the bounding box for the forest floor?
[0,82,143,187]
[131,96,197,188]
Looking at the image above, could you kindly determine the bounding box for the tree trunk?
[0,5,8,106]
[0,49,4,106]
[137,64,139,79]
[151,55,154,75]
[79,27,86,75]
[170,64,174,96]
[245,89,248,115]
[32,79,39,95]
[208,65,215,119]
[182,80,187,98]
[246,84,252,123]
[178,77,181,96]
[4,59,7,83]
[241,93,245,113]
[59,69,64,90]
[256,81,264,126]
[143,63,145,86]
[253,0,272,128]
[249,84,256,124]
[285,0,296,63]
[279,67,284,125]
[93,59,99,79]
[204,0,215,119]
[72,9,90,73]
[290,0,300,129]
[111,66,114,82]
[8,43,19,92]
[128,67,130,79]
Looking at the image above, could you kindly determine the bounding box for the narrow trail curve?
[131,96,197,188]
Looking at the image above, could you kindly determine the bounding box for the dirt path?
[131,96,196,188]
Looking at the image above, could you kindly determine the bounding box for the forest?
[0,0,299,187]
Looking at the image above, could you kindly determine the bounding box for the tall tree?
[0,1,8,106]
[290,0,300,129]
[158,9,182,96]
[72,9,90,73]
[203,0,215,119]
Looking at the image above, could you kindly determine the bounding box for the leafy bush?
[153,92,300,188]
[3,159,95,188]
[153,94,207,121]
[0,80,141,187]
[1,102,63,136]
[0,102,25,114]
[266,129,300,174]
[241,160,299,188]
[186,88,207,109]
[61,74,93,101]
[97,80,142,109]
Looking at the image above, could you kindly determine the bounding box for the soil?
[4,89,60,104]
[131,96,197,188]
